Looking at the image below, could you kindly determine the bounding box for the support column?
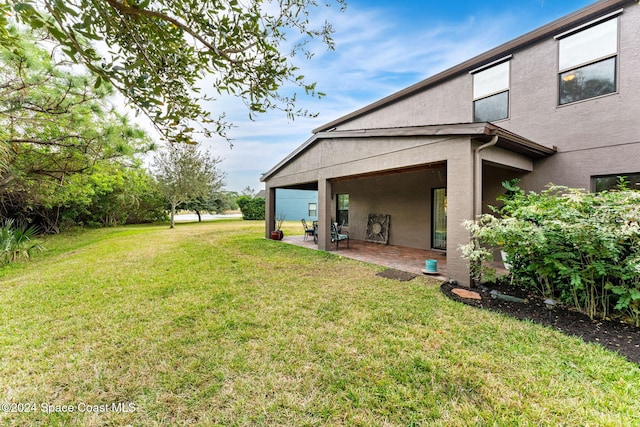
[265,186,276,239]
[317,178,333,251]
[446,143,475,287]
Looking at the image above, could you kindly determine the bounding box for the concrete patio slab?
[282,234,449,280]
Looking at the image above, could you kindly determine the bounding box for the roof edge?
[260,133,320,182]
[261,123,556,182]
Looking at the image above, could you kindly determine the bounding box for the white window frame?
[471,57,511,122]
[308,202,317,217]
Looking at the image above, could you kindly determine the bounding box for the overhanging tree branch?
[4,0,346,144]
[101,0,234,61]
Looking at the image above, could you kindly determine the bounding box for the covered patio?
[262,123,556,286]
[282,234,448,279]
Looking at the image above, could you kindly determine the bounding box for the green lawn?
[1,220,638,426]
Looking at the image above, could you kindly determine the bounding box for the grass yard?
[1,220,639,426]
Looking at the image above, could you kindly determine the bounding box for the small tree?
[240,186,257,197]
[151,144,225,228]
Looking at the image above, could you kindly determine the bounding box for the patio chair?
[302,219,315,241]
[331,222,349,250]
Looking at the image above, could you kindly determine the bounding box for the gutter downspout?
[474,135,499,218]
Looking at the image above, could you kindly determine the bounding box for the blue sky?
[201,0,595,193]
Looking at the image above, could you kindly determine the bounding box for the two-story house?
[261,0,640,286]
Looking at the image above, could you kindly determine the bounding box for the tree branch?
[100,0,236,62]
[8,135,86,147]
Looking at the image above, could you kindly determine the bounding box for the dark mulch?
[441,281,640,365]
[376,269,418,281]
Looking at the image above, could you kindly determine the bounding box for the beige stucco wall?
[331,167,446,249]
[266,134,462,189]
[337,77,472,131]
[482,163,527,214]
[505,5,640,154]
[522,142,640,191]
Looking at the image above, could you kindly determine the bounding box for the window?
[558,17,618,105]
[472,60,510,122]
[593,173,640,192]
[308,203,317,217]
[336,194,349,226]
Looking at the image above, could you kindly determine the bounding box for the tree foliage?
[69,163,167,227]
[237,195,265,220]
[462,180,640,326]
[0,29,163,232]
[2,0,346,144]
[151,144,226,228]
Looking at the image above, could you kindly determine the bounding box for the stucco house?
[261,0,640,286]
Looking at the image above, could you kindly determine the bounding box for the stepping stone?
[451,288,482,300]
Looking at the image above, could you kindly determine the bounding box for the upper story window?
[557,17,618,105]
[472,60,510,122]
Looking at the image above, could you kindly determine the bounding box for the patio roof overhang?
[261,122,556,183]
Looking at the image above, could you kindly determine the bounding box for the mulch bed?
[440,281,640,365]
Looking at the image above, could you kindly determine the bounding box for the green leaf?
[13,3,36,13]
[47,26,67,42]
[53,0,78,17]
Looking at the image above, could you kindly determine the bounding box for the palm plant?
[0,219,45,264]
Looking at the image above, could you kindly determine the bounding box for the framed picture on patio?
[365,214,390,244]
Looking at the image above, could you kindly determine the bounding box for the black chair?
[302,219,315,241]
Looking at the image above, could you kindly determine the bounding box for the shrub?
[237,196,265,220]
[0,219,45,264]
[461,180,640,325]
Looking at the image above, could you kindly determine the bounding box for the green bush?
[237,196,265,220]
[0,219,45,264]
[462,180,640,325]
